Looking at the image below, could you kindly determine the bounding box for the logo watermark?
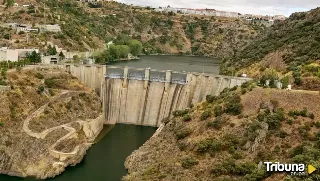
[264,162,316,176]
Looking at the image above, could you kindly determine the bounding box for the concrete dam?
[66,64,251,127]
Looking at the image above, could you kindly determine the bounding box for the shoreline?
[139,53,218,58]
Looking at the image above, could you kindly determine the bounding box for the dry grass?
[242,87,320,119]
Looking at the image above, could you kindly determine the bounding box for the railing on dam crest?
[104,66,188,85]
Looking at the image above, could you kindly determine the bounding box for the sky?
[117,0,320,16]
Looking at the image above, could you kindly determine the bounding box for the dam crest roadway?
[64,64,251,127]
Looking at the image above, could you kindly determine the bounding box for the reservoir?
[0,124,157,181]
[107,55,221,74]
[1,56,220,181]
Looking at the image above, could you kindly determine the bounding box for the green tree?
[115,34,130,45]
[95,50,114,63]
[27,51,41,64]
[5,0,15,8]
[109,45,120,60]
[73,55,80,63]
[59,51,65,60]
[128,40,143,56]
[47,45,57,55]
[118,45,130,58]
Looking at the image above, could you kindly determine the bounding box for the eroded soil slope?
[0,67,102,179]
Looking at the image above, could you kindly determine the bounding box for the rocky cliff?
[0,66,103,179]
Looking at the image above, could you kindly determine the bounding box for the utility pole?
[26,32,29,43]
[44,3,46,24]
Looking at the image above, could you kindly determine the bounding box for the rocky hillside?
[220,8,320,90]
[0,0,263,56]
[0,66,103,179]
[124,83,320,181]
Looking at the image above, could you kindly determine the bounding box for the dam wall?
[104,66,251,127]
[66,64,251,127]
[66,64,104,95]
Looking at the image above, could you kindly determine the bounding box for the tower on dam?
[66,64,251,127]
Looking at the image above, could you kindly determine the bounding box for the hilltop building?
[154,6,286,20]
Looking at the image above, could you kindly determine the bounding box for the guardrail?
[104,74,187,85]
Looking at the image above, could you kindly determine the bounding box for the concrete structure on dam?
[66,64,251,127]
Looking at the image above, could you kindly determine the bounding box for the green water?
[0,124,157,181]
[107,55,221,74]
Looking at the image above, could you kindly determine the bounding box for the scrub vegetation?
[221,7,320,91]
[0,0,262,58]
[124,82,320,181]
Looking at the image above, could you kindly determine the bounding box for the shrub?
[175,127,192,140]
[37,86,44,94]
[266,114,282,130]
[44,78,56,88]
[201,111,211,120]
[257,112,266,122]
[280,76,290,89]
[308,113,315,120]
[288,110,295,117]
[173,109,189,117]
[245,121,262,141]
[214,106,223,117]
[286,119,293,125]
[211,158,236,176]
[48,89,55,96]
[35,73,44,79]
[16,66,22,73]
[0,122,3,127]
[243,169,267,181]
[66,102,72,110]
[161,117,170,124]
[289,145,304,158]
[0,78,6,86]
[9,104,16,119]
[315,122,320,128]
[222,134,240,148]
[206,95,216,103]
[181,156,199,169]
[279,130,288,138]
[1,68,7,79]
[259,75,268,86]
[196,138,222,154]
[230,122,236,127]
[241,81,250,89]
[206,116,223,129]
[241,88,247,95]
[225,102,242,115]
[211,159,257,176]
[300,108,308,117]
[183,114,192,122]
[177,142,187,151]
[230,86,238,91]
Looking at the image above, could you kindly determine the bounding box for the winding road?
[23,90,92,160]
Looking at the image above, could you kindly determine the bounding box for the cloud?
[117,0,320,16]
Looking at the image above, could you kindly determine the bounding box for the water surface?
[107,55,220,74]
[0,124,156,181]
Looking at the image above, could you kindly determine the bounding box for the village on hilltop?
[153,6,286,21]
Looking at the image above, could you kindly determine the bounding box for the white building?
[16,27,39,34]
[42,55,59,64]
[40,24,61,33]
[0,47,39,62]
